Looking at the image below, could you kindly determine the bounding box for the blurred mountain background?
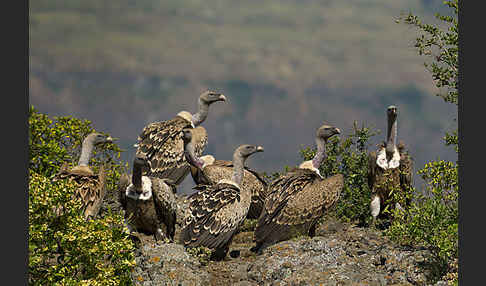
[29,0,457,194]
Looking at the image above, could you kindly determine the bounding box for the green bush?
[385,157,458,283]
[28,170,135,285]
[28,106,135,284]
[385,1,458,284]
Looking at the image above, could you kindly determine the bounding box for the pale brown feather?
[55,164,106,220]
[152,178,178,240]
[180,182,249,251]
[190,159,268,219]
[254,169,343,250]
[136,116,208,185]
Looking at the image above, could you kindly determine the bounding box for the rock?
[130,235,210,286]
[97,192,447,286]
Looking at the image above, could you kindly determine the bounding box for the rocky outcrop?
[131,237,211,286]
[128,208,449,286]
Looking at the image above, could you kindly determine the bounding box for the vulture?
[55,132,114,220]
[181,128,269,219]
[180,144,264,261]
[118,153,178,242]
[368,105,413,226]
[252,124,343,254]
[135,90,226,186]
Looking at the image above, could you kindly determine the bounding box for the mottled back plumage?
[136,116,208,185]
[180,182,249,251]
[55,163,107,220]
[254,168,343,251]
[190,159,269,219]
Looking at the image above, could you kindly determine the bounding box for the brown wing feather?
[254,169,319,244]
[55,164,105,220]
[136,116,193,183]
[368,151,377,192]
[191,126,208,158]
[191,160,268,219]
[398,142,414,207]
[152,178,178,240]
[398,143,413,188]
[271,173,343,225]
[261,168,318,223]
[118,173,130,210]
[180,183,245,250]
[83,164,107,219]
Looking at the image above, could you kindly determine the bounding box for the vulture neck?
[231,153,245,186]
[78,136,95,167]
[386,116,397,155]
[191,99,209,127]
[132,161,143,189]
[311,138,327,169]
[184,141,205,169]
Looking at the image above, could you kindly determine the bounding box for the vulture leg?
[250,242,269,255]
[155,227,168,243]
[370,195,381,228]
[210,247,230,261]
[308,222,317,238]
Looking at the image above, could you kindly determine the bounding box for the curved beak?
[218,94,227,102]
[256,146,264,152]
[334,128,341,134]
[106,136,117,142]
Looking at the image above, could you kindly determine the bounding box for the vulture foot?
[155,228,168,244]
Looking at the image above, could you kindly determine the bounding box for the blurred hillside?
[29,0,457,194]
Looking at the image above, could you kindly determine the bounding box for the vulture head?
[387,105,398,122]
[86,132,114,146]
[199,90,227,105]
[316,124,341,143]
[235,145,264,160]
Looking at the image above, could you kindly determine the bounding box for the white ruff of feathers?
[298,160,323,178]
[200,155,215,169]
[177,111,195,128]
[125,176,153,200]
[376,146,400,170]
